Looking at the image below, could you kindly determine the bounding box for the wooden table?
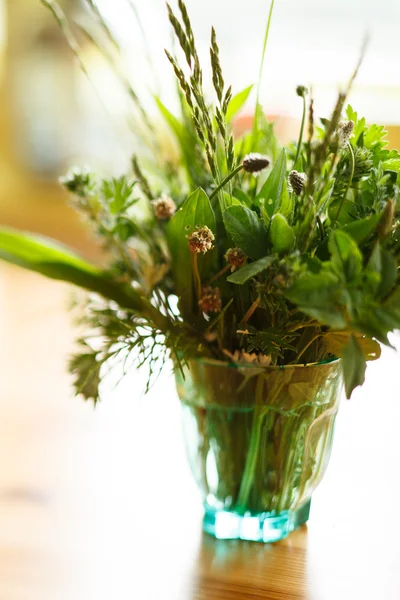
[0,265,399,600]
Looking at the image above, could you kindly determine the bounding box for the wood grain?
[0,266,399,600]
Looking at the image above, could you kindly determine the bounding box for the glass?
[175,358,342,543]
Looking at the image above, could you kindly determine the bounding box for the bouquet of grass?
[1,0,399,539]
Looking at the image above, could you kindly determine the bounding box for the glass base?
[203,499,311,543]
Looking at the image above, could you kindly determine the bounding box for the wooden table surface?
[0,265,400,600]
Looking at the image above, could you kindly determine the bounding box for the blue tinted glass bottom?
[203,499,311,543]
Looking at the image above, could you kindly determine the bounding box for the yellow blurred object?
[0,0,102,260]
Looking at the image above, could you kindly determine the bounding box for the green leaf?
[222,205,268,260]
[278,179,294,221]
[328,230,363,282]
[166,188,216,319]
[227,255,274,285]
[341,213,380,244]
[218,191,242,213]
[324,331,381,361]
[0,228,143,310]
[69,348,102,404]
[155,96,186,145]
[232,187,252,208]
[384,286,400,316]
[101,177,137,215]
[363,123,387,150]
[244,328,298,356]
[285,270,347,329]
[226,85,253,122]
[154,96,196,184]
[342,334,367,399]
[256,149,287,214]
[328,199,356,226]
[346,104,366,144]
[270,213,295,254]
[352,306,394,346]
[382,158,400,172]
[366,244,397,299]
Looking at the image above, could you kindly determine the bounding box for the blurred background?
[0,2,400,598]
[1,0,400,258]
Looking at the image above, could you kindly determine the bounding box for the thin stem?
[236,371,293,513]
[236,376,265,511]
[125,0,158,87]
[294,94,307,168]
[287,320,319,333]
[334,142,355,223]
[41,1,90,79]
[209,165,244,201]
[90,210,137,280]
[205,298,234,335]
[296,333,323,362]
[316,215,325,241]
[41,0,127,153]
[190,252,202,308]
[208,263,230,284]
[114,238,136,278]
[86,0,120,52]
[241,296,261,325]
[252,0,276,145]
[76,22,153,134]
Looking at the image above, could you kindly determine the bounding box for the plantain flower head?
[288,170,307,196]
[188,226,215,254]
[224,247,247,271]
[152,194,176,220]
[199,286,222,314]
[243,153,270,175]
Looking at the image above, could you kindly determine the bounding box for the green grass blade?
[252,0,276,146]
[0,228,144,310]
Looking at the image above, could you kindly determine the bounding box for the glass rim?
[190,356,340,371]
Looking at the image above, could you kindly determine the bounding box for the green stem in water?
[334,142,355,223]
[209,165,244,201]
[294,94,307,168]
[236,376,265,512]
[252,0,276,145]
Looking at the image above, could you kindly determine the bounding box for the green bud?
[296,85,308,98]
[378,199,395,239]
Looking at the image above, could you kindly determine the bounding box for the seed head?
[152,194,176,220]
[296,85,308,98]
[243,153,270,175]
[334,120,355,148]
[288,170,307,196]
[199,286,222,314]
[224,247,247,271]
[188,226,215,254]
[60,167,95,197]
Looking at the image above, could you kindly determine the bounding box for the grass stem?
[294,94,307,168]
[334,142,355,223]
[252,0,276,146]
[209,165,244,201]
[241,296,261,325]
